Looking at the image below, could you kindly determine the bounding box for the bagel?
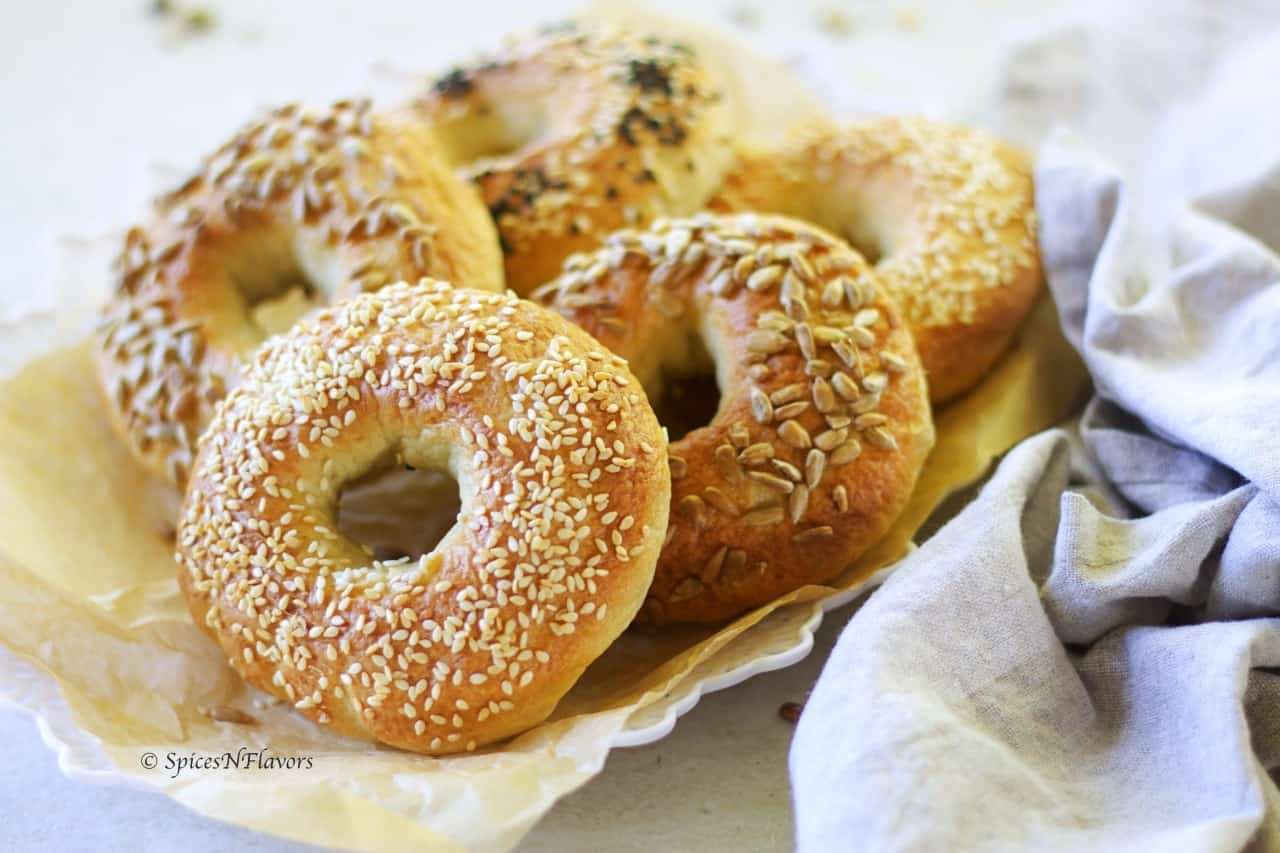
[177,281,670,754]
[97,99,504,484]
[710,116,1042,403]
[411,23,735,296]
[535,214,934,623]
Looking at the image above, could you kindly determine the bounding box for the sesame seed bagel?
[411,23,735,296]
[97,99,504,484]
[534,214,934,624]
[177,281,670,754]
[710,117,1043,403]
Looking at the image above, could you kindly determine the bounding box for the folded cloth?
[790,35,1280,853]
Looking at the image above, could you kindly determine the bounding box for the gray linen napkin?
[790,88,1280,853]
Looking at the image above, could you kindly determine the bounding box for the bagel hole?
[432,100,550,168]
[247,277,320,338]
[652,333,722,441]
[833,222,884,265]
[654,371,721,441]
[335,461,462,563]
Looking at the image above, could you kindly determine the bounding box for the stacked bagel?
[95,22,1041,754]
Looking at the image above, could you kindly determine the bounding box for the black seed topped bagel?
[412,23,735,295]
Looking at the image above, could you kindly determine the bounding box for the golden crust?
[710,116,1043,403]
[412,23,735,296]
[535,214,934,623]
[177,282,669,754]
[97,100,504,484]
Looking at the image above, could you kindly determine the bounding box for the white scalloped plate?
[610,565,895,747]
[1,561,896,789]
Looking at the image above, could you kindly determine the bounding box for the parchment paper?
[0,8,1089,852]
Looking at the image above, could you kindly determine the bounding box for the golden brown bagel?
[411,23,735,296]
[97,99,504,483]
[535,214,934,624]
[177,281,670,754]
[711,117,1042,403]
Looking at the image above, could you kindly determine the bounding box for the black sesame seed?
[626,59,673,96]
[433,68,474,99]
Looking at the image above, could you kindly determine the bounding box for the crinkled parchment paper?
[0,7,1088,852]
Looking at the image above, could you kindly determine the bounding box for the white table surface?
[0,1,1069,849]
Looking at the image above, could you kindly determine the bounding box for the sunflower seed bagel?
[711,116,1042,403]
[411,23,735,296]
[97,99,504,484]
[177,281,670,754]
[535,213,934,624]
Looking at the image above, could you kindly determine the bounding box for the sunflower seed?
[748,470,794,494]
[812,377,838,413]
[855,413,888,429]
[771,458,803,481]
[747,265,784,292]
[810,326,842,346]
[722,549,752,582]
[821,279,845,308]
[757,310,793,332]
[778,419,811,449]
[881,350,910,373]
[386,202,419,227]
[814,427,849,452]
[805,449,826,489]
[678,494,706,519]
[669,455,688,479]
[850,393,881,414]
[664,227,692,257]
[848,325,877,348]
[866,426,899,450]
[830,440,863,465]
[805,359,835,378]
[770,383,807,405]
[650,260,680,288]
[703,486,739,516]
[714,444,742,482]
[781,273,808,320]
[709,269,738,297]
[790,252,817,280]
[794,323,816,360]
[772,401,809,421]
[749,387,775,423]
[744,506,785,526]
[832,340,861,370]
[831,372,861,401]
[792,525,834,544]
[739,442,775,465]
[747,330,789,355]
[854,307,882,327]
[788,485,810,523]
[862,372,889,393]
[701,545,729,582]
[670,577,705,602]
[833,484,850,512]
